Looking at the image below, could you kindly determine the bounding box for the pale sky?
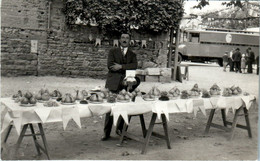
[183,1,229,15]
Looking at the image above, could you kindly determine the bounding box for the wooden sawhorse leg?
[119,114,147,145]
[1,124,13,153]
[204,107,252,140]
[14,123,50,160]
[141,113,171,154]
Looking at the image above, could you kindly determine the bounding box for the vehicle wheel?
[218,59,223,67]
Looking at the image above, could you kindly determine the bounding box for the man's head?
[248,47,252,52]
[119,33,130,48]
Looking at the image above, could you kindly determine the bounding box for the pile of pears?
[222,85,242,96]
[148,87,161,97]
[188,84,201,97]
[117,89,132,101]
[61,93,76,103]
[209,83,221,96]
[75,90,89,101]
[50,89,62,98]
[168,86,180,97]
[202,89,211,98]
[35,88,51,101]
[89,93,104,102]
[14,91,37,105]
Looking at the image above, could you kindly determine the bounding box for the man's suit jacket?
[232,51,242,62]
[105,47,137,91]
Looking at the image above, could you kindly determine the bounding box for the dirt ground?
[1,63,259,160]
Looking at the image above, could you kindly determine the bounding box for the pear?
[75,90,81,100]
[81,90,88,96]
[121,89,127,95]
[100,92,106,99]
[97,95,103,102]
[20,97,29,104]
[42,93,50,101]
[233,89,238,95]
[125,94,130,100]
[17,90,23,97]
[65,95,71,103]
[154,88,160,96]
[29,97,37,104]
[56,90,62,97]
[143,94,150,99]
[90,94,98,101]
[24,91,33,99]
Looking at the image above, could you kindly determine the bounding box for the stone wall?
[1,0,169,79]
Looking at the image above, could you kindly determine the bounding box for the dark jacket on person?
[105,47,137,91]
[248,51,255,62]
[223,54,229,62]
[232,51,242,62]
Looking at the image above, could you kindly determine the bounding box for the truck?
[177,28,259,66]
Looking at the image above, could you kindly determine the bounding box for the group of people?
[223,47,259,75]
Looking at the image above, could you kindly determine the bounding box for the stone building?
[1,0,170,79]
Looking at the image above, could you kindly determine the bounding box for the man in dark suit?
[232,48,242,73]
[102,33,140,141]
[246,47,255,74]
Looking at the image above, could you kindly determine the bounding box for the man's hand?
[110,63,122,71]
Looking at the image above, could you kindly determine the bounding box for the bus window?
[190,33,200,43]
[183,32,187,42]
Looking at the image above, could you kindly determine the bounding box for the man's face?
[119,34,130,47]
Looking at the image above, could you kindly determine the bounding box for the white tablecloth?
[1,95,256,135]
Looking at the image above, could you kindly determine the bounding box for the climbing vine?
[62,0,184,37]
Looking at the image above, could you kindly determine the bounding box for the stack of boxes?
[136,68,172,83]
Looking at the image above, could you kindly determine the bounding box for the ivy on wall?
[62,0,184,37]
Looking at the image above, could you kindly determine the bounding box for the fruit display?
[222,88,233,97]
[209,83,221,96]
[35,89,51,102]
[107,93,117,103]
[168,86,180,97]
[130,88,142,97]
[61,93,76,104]
[148,87,161,97]
[43,100,59,107]
[230,85,242,95]
[50,89,62,98]
[89,93,103,103]
[159,91,169,101]
[202,89,211,98]
[75,90,83,100]
[181,90,189,99]
[188,83,201,97]
[117,89,132,102]
[12,90,23,99]
[99,89,109,99]
[19,91,37,106]
[187,90,200,97]
[142,93,155,101]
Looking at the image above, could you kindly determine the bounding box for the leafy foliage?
[62,0,184,37]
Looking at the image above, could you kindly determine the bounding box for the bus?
[177,28,259,66]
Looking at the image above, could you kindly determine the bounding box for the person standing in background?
[241,54,246,74]
[246,47,255,73]
[222,51,229,72]
[229,48,235,72]
[232,48,242,73]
